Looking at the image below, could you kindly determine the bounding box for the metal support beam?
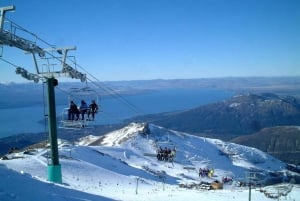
[1,5,87,184]
[0,6,45,56]
[46,77,62,183]
[0,5,15,32]
[40,46,86,81]
[60,46,76,66]
[43,46,76,69]
[32,53,40,74]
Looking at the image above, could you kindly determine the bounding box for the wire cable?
[87,76,144,115]
[0,57,44,82]
[0,57,19,69]
[69,60,144,115]
[2,17,144,120]
[5,17,55,48]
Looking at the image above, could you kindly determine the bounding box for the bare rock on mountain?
[231,126,300,165]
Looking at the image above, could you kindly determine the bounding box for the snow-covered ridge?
[77,122,288,182]
[0,122,299,201]
[79,122,149,146]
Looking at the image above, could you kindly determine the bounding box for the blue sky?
[0,0,299,83]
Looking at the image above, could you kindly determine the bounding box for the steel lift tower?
[0,6,86,183]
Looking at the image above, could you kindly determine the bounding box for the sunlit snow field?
[1,123,299,201]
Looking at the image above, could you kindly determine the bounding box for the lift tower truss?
[0,6,45,57]
[0,5,87,183]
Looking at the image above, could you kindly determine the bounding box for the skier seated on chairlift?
[87,100,99,121]
[79,100,89,120]
[157,146,176,161]
[68,101,80,121]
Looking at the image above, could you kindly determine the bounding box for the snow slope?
[0,122,299,201]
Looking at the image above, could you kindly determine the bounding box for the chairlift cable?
[63,56,143,115]
[1,48,142,125]
[77,64,144,115]
[56,86,73,97]
[64,58,136,108]
[4,18,80,78]
[6,17,55,48]
[0,57,44,80]
[56,84,101,105]
[3,18,135,115]
[87,76,143,115]
[2,17,143,120]
[0,57,19,69]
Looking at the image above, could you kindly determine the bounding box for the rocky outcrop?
[232,126,300,165]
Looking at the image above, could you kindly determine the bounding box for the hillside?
[131,93,300,140]
[231,126,300,165]
[1,122,299,200]
[0,124,125,156]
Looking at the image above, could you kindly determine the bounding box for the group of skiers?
[156,147,176,162]
[222,176,233,184]
[68,100,99,121]
[199,168,233,184]
[199,167,214,178]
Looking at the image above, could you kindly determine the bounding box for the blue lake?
[0,88,234,138]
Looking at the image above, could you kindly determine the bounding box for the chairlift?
[155,139,177,162]
[59,86,100,129]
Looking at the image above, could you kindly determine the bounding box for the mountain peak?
[84,122,150,146]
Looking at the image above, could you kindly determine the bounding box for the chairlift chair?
[59,86,100,129]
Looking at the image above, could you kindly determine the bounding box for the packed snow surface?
[0,122,299,201]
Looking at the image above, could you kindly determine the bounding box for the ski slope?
[0,122,299,201]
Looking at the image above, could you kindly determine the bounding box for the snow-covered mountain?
[0,122,299,201]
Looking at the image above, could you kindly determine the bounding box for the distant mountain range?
[130,93,300,138]
[1,76,300,109]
